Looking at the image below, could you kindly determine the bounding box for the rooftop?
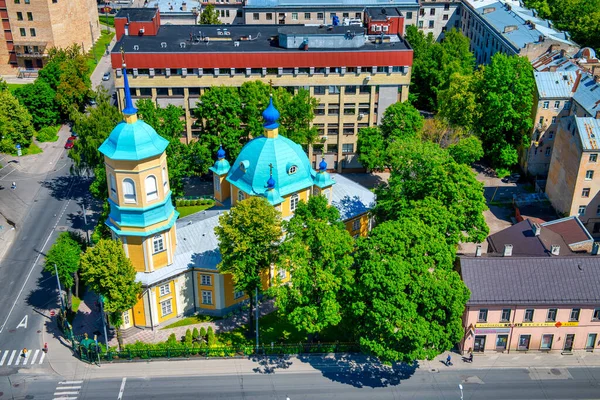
[574,117,600,151]
[572,73,600,116]
[114,24,410,55]
[461,256,600,305]
[365,7,402,19]
[115,7,158,21]
[330,173,375,221]
[463,0,576,51]
[534,70,578,99]
[542,216,593,246]
[245,0,418,8]
[146,0,201,14]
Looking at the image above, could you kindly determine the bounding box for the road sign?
[50,310,56,317]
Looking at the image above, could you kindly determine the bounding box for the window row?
[253,11,362,21]
[15,11,33,20]
[18,27,36,37]
[542,100,571,110]
[313,123,370,137]
[477,307,597,323]
[109,169,169,204]
[475,332,598,351]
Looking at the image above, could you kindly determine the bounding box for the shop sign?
[475,328,511,334]
[476,322,579,328]
[475,323,511,328]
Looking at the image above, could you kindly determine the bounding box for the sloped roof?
[542,216,594,246]
[574,117,600,151]
[534,71,577,99]
[572,73,600,116]
[99,120,169,161]
[461,256,600,305]
[330,173,375,221]
[487,219,574,256]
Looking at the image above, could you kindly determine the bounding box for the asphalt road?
[2,366,600,399]
[0,158,96,374]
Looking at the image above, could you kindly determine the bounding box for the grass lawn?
[21,142,43,156]
[6,83,25,93]
[86,31,115,76]
[176,202,215,218]
[71,296,82,313]
[99,15,115,27]
[161,314,222,329]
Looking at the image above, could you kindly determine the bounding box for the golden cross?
[268,79,274,93]
[269,163,274,176]
[120,45,126,67]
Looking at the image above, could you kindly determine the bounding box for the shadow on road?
[297,354,418,388]
[250,355,293,374]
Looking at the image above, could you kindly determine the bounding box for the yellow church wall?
[345,213,370,238]
[132,296,146,326]
[152,246,169,269]
[215,175,231,203]
[155,280,178,323]
[223,274,247,308]
[231,186,247,207]
[280,188,310,218]
[125,236,147,272]
[197,272,216,310]
[105,153,166,174]
[170,226,177,253]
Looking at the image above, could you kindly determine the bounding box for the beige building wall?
[418,1,461,41]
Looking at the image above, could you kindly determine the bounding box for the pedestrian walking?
[11,181,16,190]
[446,354,452,366]
[468,352,473,363]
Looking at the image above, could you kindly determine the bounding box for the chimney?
[504,244,513,257]
[551,245,560,255]
[475,245,482,257]
[592,242,600,255]
[572,70,582,93]
[533,222,541,236]
[596,110,600,119]
[504,25,518,33]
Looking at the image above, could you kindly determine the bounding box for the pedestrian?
[446,354,452,366]
[11,181,16,190]
[468,351,473,363]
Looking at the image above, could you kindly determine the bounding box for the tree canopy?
[80,238,142,350]
[0,88,35,153]
[44,231,85,310]
[273,196,354,335]
[13,80,60,130]
[351,218,470,364]
[199,3,220,24]
[447,136,484,165]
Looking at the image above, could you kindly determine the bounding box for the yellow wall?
[152,246,169,269]
[214,174,231,203]
[231,186,247,207]
[155,280,177,323]
[197,272,216,310]
[126,236,147,272]
[132,297,146,327]
[280,188,310,218]
[223,273,247,308]
[345,213,370,238]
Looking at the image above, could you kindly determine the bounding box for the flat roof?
[575,117,600,151]
[146,0,202,14]
[245,0,418,8]
[365,7,402,19]
[114,24,410,55]
[115,7,157,21]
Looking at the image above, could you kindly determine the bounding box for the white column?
[173,276,183,317]
[165,230,173,265]
[146,238,155,272]
[122,236,129,257]
[214,274,225,310]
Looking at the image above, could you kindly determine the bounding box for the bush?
[207,326,216,346]
[36,125,60,142]
[167,333,177,345]
[200,326,207,341]
[184,200,192,207]
[192,327,199,341]
[184,329,193,346]
[495,168,511,178]
[176,199,183,207]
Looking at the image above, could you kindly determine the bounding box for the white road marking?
[53,397,78,400]
[6,350,16,365]
[16,315,28,329]
[0,177,75,334]
[59,381,83,385]
[117,377,127,400]
[39,351,46,364]
[54,392,79,395]
[22,353,28,365]
[0,351,8,365]
[14,353,21,365]
[56,386,81,390]
[30,349,39,364]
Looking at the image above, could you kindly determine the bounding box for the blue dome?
[227,134,315,197]
[99,120,169,161]
[266,175,276,190]
[217,145,226,159]
[262,96,280,130]
[319,158,327,172]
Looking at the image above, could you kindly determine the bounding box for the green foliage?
[13,80,60,129]
[0,89,35,153]
[167,333,177,345]
[44,231,85,309]
[351,219,470,364]
[405,26,474,111]
[200,3,221,24]
[36,125,60,143]
[273,196,354,334]
[472,53,535,168]
[192,327,199,340]
[447,136,484,165]
[91,200,112,243]
[207,326,216,346]
[376,139,489,245]
[200,327,207,339]
[184,329,193,346]
[80,239,142,350]
[357,101,424,171]
[437,73,477,131]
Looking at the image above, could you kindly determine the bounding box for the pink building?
[460,256,600,353]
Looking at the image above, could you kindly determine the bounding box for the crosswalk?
[53,380,83,400]
[0,349,46,367]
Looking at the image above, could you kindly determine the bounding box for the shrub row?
[175,199,213,207]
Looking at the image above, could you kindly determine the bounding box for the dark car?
[64,136,77,149]
[501,173,521,184]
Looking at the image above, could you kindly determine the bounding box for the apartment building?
[0,0,100,74]
[111,8,413,172]
[460,0,578,65]
[461,256,600,353]
[144,0,244,25]
[417,0,461,40]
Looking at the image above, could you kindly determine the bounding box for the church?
[98,66,376,329]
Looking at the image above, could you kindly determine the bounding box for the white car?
[102,72,111,81]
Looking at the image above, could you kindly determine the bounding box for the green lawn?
[21,142,42,155]
[176,202,215,218]
[161,314,221,329]
[6,83,25,93]
[99,15,115,28]
[71,296,82,313]
[86,31,115,76]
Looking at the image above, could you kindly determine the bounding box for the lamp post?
[255,287,259,354]
[54,263,65,312]
[459,384,464,400]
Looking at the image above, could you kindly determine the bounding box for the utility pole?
[82,202,90,245]
[99,296,109,353]
[54,263,65,312]
[255,287,259,354]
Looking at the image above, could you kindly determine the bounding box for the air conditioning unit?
[359,113,365,119]
[139,28,145,34]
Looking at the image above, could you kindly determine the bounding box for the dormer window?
[240,160,250,173]
[288,165,298,175]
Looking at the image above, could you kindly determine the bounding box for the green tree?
[0,89,36,153]
[472,53,535,168]
[437,73,477,131]
[357,101,424,171]
[447,136,484,165]
[13,80,60,129]
[351,219,470,363]
[273,196,354,335]
[199,3,220,24]
[44,231,85,310]
[80,239,142,350]
[278,88,319,145]
[376,139,489,245]
[215,197,282,336]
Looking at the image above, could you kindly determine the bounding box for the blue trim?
[122,66,138,115]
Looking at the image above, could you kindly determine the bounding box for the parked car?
[102,72,111,81]
[501,173,521,184]
[64,136,77,149]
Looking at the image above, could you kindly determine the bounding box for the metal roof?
[534,71,577,99]
[330,173,375,221]
[461,256,600,305]
[99,119,169,161]
[573,73,600,116]
[575,117,600,151]
[245,0,418,8]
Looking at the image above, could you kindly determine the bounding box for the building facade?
[111,9,413,172]
[100,68,376,328]
[0,0,100,74]
[461,256,600,354]
[417,0,461,41]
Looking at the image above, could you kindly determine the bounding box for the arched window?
[153,234,164,253]
[290,193,299,211]
[162,166,169,191]
[237,190,245,202]
[146,175,158,201]
[109,174,117,198]
[122,178,136,203]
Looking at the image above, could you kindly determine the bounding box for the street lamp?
[459,384,464,400]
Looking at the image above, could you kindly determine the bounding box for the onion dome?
[266,175,276,190]
[217,145,226,160]
[262,96,280,130]
[319,158,327,172]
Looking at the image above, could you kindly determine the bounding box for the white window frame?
[122,178,136,203]
[153,234,165,254]
[202,290,213,305]
[579,205,587,215]
[162,166,168,190]
[586,170,594,180]
[237,190,245,202]
[290,193,299,211]
[352,219,361,231]
[160,299,173,316]
[201,274,212,286]
[145,175,159,201]
[159,283,170,296]
[123,311,130,325]
[278,268,286,280]
[110,174,117,198]
[214,175,221,192]
[288,165,298,174]
[543,101,549,109]
[554,100,560,109]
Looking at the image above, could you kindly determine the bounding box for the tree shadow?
[332,195,372,221]
[339,173,388,190]
[24,269,60,311]
[296,354,419,388]
[39,175,94,203]
[249,355,293,374]
[472,162,497,178]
